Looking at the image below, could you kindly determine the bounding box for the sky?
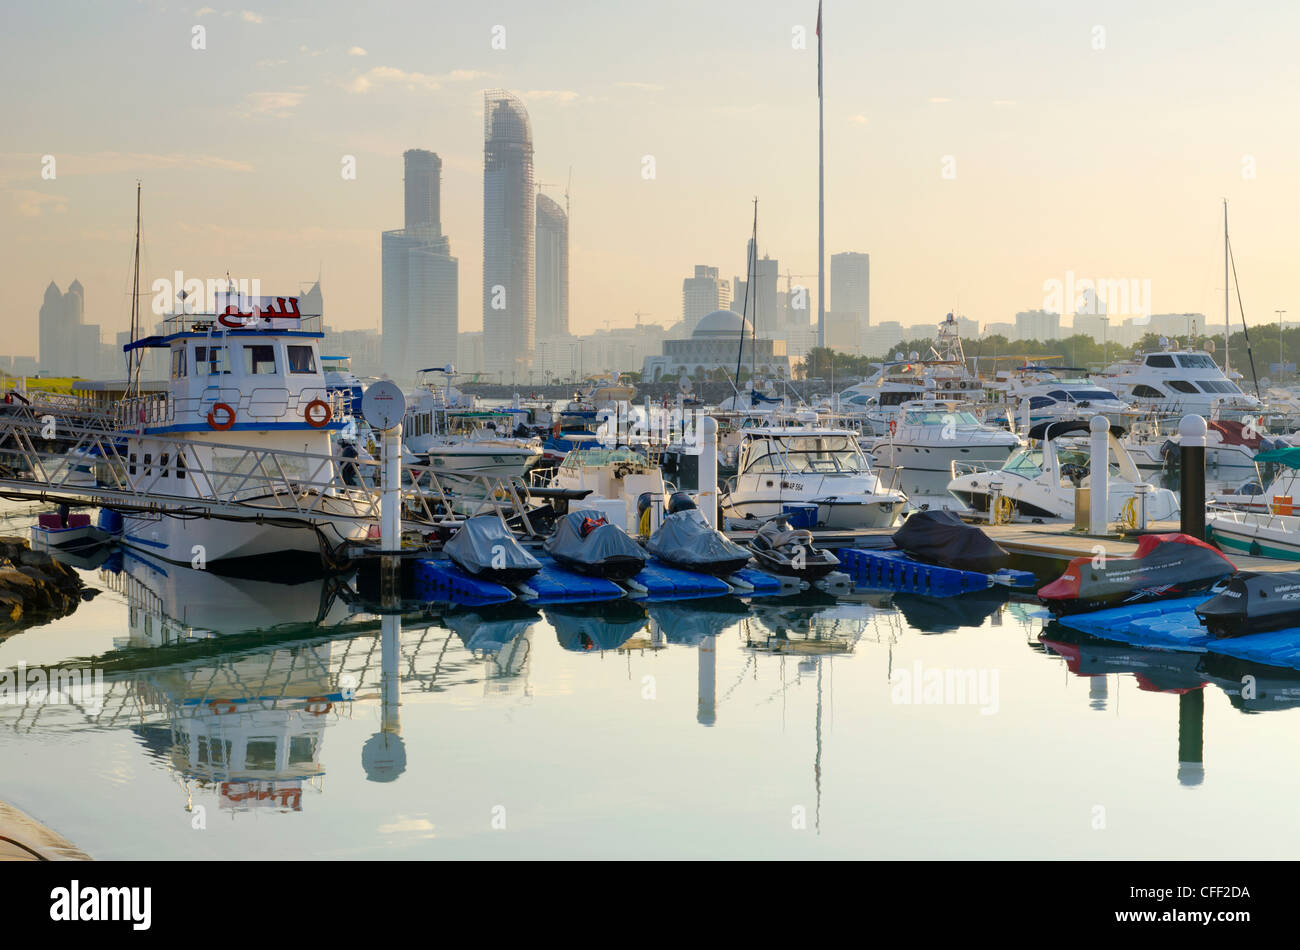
[4,0,1300,360]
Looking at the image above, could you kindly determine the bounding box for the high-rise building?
[1014,309,1061,342]
[382,149,459,382]
[735,240,781,340]
[38,279,116,377]
[831,252,870,330]
[682,265,732,335]
[535,192,569,341]
[483,90,535,381]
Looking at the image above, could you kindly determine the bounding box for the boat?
[891,509,1010,574]
[1037,533,1236,616]
[644,494,751,576]
[746,515,840,579]
[320,355,363,416]
[542,445,668,532]
[30,510,112,550]
[402,396,541,480]
[1095,346,1263,420]
[544,509,647,579]
[868,401,1021,497]
[1196,571,1300,637]
[946,419,1179,523]
[1206,507,1300,561]
[988,362,1132,428]
[721,426,906,529]
[443,514,542,582]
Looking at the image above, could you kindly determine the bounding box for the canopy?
[1253,446,1300,468]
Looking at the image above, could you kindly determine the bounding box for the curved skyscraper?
[482,90,535,380]
[535,192,568,341]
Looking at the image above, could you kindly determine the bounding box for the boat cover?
[1038,533,1235,616]
[544,509,647,577]
[1196,570,1300,637]
[444,515,542,579]
[646,509,751,573]
[891,509,1010,574]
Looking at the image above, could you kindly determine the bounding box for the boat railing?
[951,460,998,479]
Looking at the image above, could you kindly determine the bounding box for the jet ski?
[747,515,840,579]
[544,509,647,580]
[443,514,542,583]
[645,492,751,576]
[1037,532,1235,616]
[1196,570,1300,638]
[891,509,1010,573]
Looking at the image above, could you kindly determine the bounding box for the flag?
[816,1,823,98]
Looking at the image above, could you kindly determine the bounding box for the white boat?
[946,419,1179,523]
[30,511,112,549]
[115,295,372,570]
[1206,508,1300,561]
[988,363,1132,428]
[868,400,1022,497]
[1095,346,1263,420]
[1125,416,1280,471]
[402,393,542,480]
[721,426,907,529]
[542,445,668,533]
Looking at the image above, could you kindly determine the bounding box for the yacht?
[868,400,1022,497]
[721,426,907,529]
[402,394,542,480]
[946,419,1178,523]
[320,355,363,417]
[988,363,1132,427]
[1095,346,1263,419]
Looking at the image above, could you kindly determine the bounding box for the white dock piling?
[698,415,719,528]
[1089,415,1109,536]
[382,424,403,553]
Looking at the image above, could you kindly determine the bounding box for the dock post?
[698,634,717,726]
[380,423,403,603]
[698,415,719,528]
[1089,415,1109,535]
[1179,414,1207,539]
[1020,398,1030,437]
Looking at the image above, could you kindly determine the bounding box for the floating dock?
[836,548,1035,597]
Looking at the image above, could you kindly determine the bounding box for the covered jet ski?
[1195,570,1300,638]
[747,515,840,579]
[1037,532,1235,616]
[891,509,1011,573]
[544,509,647,579]
[646,506,751,576]
[444,514,542,582]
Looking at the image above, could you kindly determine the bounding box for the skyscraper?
[535,192,569,341]
[482,90,535,380]
[831,252,870,331]
[681,265,731,335]
[382,149,459,382]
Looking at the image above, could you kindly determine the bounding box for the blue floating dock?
[1057,596,1213,651]
[514,556,626,605]
[727,568,784,597]
[836,548,1035,597]
[412,558,515,607]
[1209,630,1300,668]
[623,560,734,601]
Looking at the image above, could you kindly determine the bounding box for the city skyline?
[5,1,1300,363]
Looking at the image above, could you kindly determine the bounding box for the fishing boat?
[721,425,906,529]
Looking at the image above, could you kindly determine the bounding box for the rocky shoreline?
[0,537,84,636]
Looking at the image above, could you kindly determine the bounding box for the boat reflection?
[546,600,648,653]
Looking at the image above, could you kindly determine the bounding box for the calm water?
[2,495,1298,860]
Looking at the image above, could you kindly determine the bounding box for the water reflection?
[547,600,648,653]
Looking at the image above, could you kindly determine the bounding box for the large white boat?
[987,363,1132,428]
[721,426,906,529]
[115,295,371,570]
[946,419,1178,523]
[868,401,1022,497]
[402,393,542,479]
[1095,347,1263,419]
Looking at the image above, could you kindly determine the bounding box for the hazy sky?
[4,0,1300,360]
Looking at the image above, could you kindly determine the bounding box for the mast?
[129,181,142,395]
[816,0,825,350]
[1224,199,1230,375]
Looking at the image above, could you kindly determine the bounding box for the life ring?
[304,399,332,427]
[305,696,332,716]
[993,494,1015,525]
[207,403,236,430]
[888,419,898,436]
[209,699,238,715]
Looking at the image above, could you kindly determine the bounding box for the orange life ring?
[304,399,332,428]
[888,419,898,436]
[209,699,238,715]
[305,696,332,716]
[207,403,236,430]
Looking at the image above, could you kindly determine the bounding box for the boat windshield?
[1002,449,1043,477]
[747,435,867,474]
[562,447,644,469]
[904,410,982,426]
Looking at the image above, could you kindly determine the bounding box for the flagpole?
[817,1,825,350]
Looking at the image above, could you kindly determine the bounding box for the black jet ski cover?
[1196,570,1300,638]
[444,515,542,582]
[646,509,751,575]
[1037,532,1235,616]
[891,509,1011,574]
[544,509,647,579]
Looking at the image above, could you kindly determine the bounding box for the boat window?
[287,345,316,374]
[143,453,151,476]
[245,738,279,771]
[175,452,185,479]
[743,450,780,474]
[1167,380,1199,394]
[195,345,228,375]
[170,348,187,379]
[904,410,980,426]
[1145,354,1176,367]
[289,735,316,765]
[159,453,169,478]
[129,453,136,476]
[1066,389,1120,402]
[774,435,867,473]
[1132,384,1164,398]
[1176,354,1217,368]
[243,345,277,375]
[1003,449,1043,477]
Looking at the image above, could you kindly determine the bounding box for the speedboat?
[721,426,906,529]
[30,510,113,550]
[988,363,1132,428]
[644,493,751,576]
[1095,346,1263,420]
[443,514,542,583]
[544,509,647,579]
[543,445,667,532]
[747,515,840,579]
[946,419,1179,523]
[1038,533,1235,616]
[868,401,1021,497]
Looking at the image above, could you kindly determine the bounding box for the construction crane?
[633,311,651,327]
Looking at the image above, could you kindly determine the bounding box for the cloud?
[616,81,663,91]
[348,46,367,56]
[346,66,489,94]
[0,152,255,183]
[240,10,263,23]
[239,91,305,117]
[11,189,68,217]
